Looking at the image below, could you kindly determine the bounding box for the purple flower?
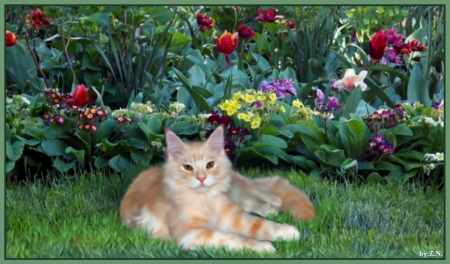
[315,89,340,110]
[259,78,297,99]
[315,89,324,105]
[255,101,263,108]
[384,28,404,45]
[372,134,386,145]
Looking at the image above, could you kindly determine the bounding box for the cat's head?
[163,126,232,193]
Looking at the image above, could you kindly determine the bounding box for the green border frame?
[1,0,448,263]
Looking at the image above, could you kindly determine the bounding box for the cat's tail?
[255,176,315,221]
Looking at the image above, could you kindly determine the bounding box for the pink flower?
[333,69,368,91]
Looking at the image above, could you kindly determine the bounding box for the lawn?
[6,168,444,258]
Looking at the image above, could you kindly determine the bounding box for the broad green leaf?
[407,64,432,107]
[367,172,386,183]
[342,86,363,119]
[6,141,25,161]
[172,68,211,113]
[130,150,154,164]
[147,116,162,134]
[65,147,86,167]
[96,119,117,142]
[168,121,198,135]
[109,154,133,173]
[41,139,69,157]
[251,52,271,72]
[53,157,77,173]
[6,161,15,173]
[20,127,47,141]
[95,156,110,169]
[255,135,288,149]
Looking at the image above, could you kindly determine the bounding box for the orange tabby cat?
[120,126,314,252]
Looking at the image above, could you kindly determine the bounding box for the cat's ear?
[206,125,225,156]
[165,128,186,161]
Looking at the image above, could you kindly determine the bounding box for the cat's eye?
[206,161,215,169]
[183,165,194,171]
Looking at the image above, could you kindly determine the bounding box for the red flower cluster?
[205,111,250,160]
[369,29,426,64]
[255,8,277,23]
[6,30,18,47]
[284,20,295,29]
[26,8,52,29]
[66,84,97,108]
[196,13,213,32]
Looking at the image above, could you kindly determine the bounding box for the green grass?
[6,168,444,258]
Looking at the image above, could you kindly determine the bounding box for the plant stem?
[203,54,225,89]
[59,19,77,85]
[23,29,49,88]
[323,117,329,144]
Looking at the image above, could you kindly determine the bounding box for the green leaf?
[20,127,47,141]
[96,119,117,142]
[386,124,413,136]
[236,146,278,165]
[342,87,363,119]
[149,6,175,23]
[53,157,77,173]
[188,65,206,87]
[255,135,288,149]
[407,64,432,107]
[65,147,85,167]
[314,145,346,167]
[109,154,133,173]
[251,52,271,72]
[290,156,319,171]
[172,68,211,113]
[6,141,25,162]
[367,172,386,183]
[41,139,69,157]
[6,124,12,142]
[168,121,198,135]
[299,79,329,100]
[94,156,110,169]
[130,150,154,164]
[147,116,162,134]
[286,122,326,143]
[6,161,15,173]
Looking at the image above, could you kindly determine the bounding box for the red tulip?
[214,31,239,68]
[66,84,96,108]
[196,13,213,32]
[284,20,295,29]
[6,30,18,47]
[255,8,277,23]
[237,24,255,39]
[401,39,426,57]
[369,30,388,61]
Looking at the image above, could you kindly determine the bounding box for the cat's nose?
[196,176,206,183]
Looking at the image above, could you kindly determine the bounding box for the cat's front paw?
[249,241,276,253]
[261,203,279,217]
[273,224,300,241]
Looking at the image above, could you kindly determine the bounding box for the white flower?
[423,165,431,176]
[21,96,30,105]
[175,103,185,112]
[436,152,444,161]
[424,153,437,161]
[151,141,163,148]
[429,163,436,170]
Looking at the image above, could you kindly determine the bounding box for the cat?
[119,125,315,252]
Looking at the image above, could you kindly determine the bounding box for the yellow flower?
[225,106,237,116]
[232,91,242,101]
[251,117,261,129]
[243,94,256,103]
[242,113,253,122]
[292,99,303,108]
[257,95,266,101]
[230,99,241,109]
[279,106,286,113]
[269,93,277,101]
[237,112,245,120]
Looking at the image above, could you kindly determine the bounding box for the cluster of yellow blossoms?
[217,89,314,129]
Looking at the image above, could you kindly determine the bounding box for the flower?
[401,39,426,57]
[328,97,340,110]
[292,99,303,108]
[214,31,239,68]
[26,8,52,29]
[332,69,368,91]
[314,89,340,110]
[255,8,277,23]
[436,152,444,161]
[251,117,261,129]
[6,30,18,47]
[259,79,297,99]
[284,20,295,29]
[196,13,213,32]
[384,28,404,46]
[66,84,97,108]
[369,30,388,61]
[237,24,255,39]
[279,106,286,113]
[54,115,66,125]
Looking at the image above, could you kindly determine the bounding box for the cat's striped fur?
[119,126,314,252]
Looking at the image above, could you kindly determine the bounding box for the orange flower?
[6,30,18,47]
[214,31,239,68]
[26,8,52,29]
